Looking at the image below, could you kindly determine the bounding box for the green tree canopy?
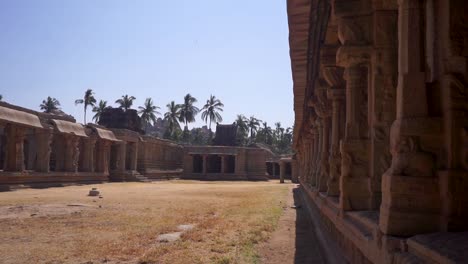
[178,93,199,129]
[164,101,181,140]
[115,94,136,111]
[92,100,109,123]
[138,98,160,128]
[40,96,61,113]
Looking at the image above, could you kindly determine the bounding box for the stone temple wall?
[287,0,468,263]
[0,102,186,185]
[182,145,270,181]
[137,136,184,179]
[0,102,117,187]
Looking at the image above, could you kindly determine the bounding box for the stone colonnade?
[188,154,236,175]
[183,146,269,180]
[0,117,115,177]
[288,0,468,262]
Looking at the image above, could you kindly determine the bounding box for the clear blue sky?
[0,0,293,129]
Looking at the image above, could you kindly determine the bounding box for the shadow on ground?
[293,186,327,264]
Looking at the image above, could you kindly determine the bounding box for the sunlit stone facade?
[287,0,468,262]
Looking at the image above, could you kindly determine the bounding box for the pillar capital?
[337,45,372,68]
[323,66,345,88]
[327,88,346,101]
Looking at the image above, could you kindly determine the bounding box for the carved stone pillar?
[334,0,372,210]
[221,155,226,174]
[291,158,299,183]
[315,120,323,188]
[82,137,96,172]
[4,124,25,172]
[129,142,138,171]
[369,4,398,210]
[327,88,346,196]
[309,83,332,192]
[279,161,285,184]
[310,124,320,187]
[64,135,79,172]
[318,116,330,191]
[380,0,441,236]
[25,132,36,170]
[438,0,468,232]
[117,141,127,172]
[202,155,207,174]
[101,141,111,175]
[35,129,53,173]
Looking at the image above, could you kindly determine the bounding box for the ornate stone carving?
[386,136,434,177]
[323,66,345,88]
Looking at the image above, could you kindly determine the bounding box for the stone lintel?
[333,0,372,18]
[337,45,372,68]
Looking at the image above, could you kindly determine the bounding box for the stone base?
[380,173,440,236]
[340,177,372,210]
[142,169,183,180]
[0,171,108,191]
[438,170,468,231]
[109,170,143,182]
[298,180,467,263]
[180,173,269,181]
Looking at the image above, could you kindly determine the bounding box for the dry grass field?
[0,180,290,264]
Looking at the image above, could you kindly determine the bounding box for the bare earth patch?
[0,180,290,264]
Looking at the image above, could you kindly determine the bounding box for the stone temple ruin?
[0,101,295,186]
[287,0,468,263]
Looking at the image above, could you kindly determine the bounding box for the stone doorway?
[207,155,221,173]
[225,155,235,174]
[193,154,203,173]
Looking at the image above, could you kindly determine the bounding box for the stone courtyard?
[0,181,298,264]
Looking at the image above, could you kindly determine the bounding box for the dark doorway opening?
[225,155,235,173]
[207,155,221,173]
[285,162,292,179]
[266,162,273,176]
[193,155,203,173]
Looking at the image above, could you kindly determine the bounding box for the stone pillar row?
[2,123,111,175]
[294,0,461,238]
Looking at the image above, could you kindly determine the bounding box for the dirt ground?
[257,186,326,264]
[0,180,293,264]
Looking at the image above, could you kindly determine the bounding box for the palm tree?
[92,100,108,123]
[75,89,96,124]
[115,94,136,111]
[259,122,273,145]
[164,101,181,139]
[40,97,61,113]
[235,114,249,145]
[201,95,224,130]
[247,116,261,141]
[178,93,199,130]
[235,114,248,134]
[138,98,160,128]
[274,122,282,143]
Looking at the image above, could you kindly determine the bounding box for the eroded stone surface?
[287,0,468,263]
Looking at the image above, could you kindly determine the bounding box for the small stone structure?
[182,124,285,181]
[287,0,468,263]
[261,144,297,183]
[182,145,268,180]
